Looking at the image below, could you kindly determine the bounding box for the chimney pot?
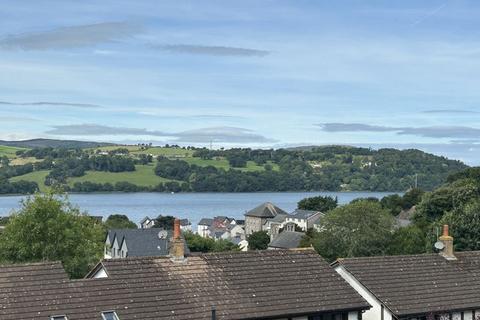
[170,218,186,263]
[439,224,456,260]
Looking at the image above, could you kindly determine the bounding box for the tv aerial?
[434,241,445,250]
[158,230,168,240]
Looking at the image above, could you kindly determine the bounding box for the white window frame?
[101,311,120,320]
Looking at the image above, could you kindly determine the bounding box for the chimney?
[170,218,186,262]
[439,224,456,260]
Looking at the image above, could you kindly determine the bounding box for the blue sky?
[2,1,480,164]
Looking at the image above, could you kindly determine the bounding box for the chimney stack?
[170,218,186,262]
[439,224,456,260]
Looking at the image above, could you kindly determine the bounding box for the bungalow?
[333,225,480,320]
[1,219,371,319]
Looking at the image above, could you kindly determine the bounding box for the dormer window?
[50,316,68,320]
[102,311,120,320]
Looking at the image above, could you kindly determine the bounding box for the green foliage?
[247,231,270,250]
[0,192,104,278]
[381,188,425,216]
[387,225,426,255]
[441,200,480,251]
[311,200,394,261]
[414,179,480,224]
[183,232,239,252]
[154,215,175,230]
[104,214,137,229]
[297,195,338,212]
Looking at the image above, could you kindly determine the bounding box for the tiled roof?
[268,231,304,249]
[245,202,288,218]
[1,250,369,319]
[335,251,480,317]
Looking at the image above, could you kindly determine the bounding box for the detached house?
[333,225,480,320]
[1,219,371,319]
[244,202,288,235]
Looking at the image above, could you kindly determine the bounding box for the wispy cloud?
[0,101,102,108]
[422,109,480,114]
[0,22,143,50]
[411,3,447,26]
[46,124,167,136]
[317,123,480,139]
[45,124,274,143]
[174,126,276,143]
[153,44,269,57]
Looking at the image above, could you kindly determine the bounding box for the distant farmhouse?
[1,219,371,319]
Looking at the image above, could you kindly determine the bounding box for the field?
[5,146,275,192]
[68,164,174,187]
[10,170,50,192]
[0,145,26,159]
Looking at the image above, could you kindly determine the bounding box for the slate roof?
[268,231,305,249]
[179,218,190,226]
[108,228,187,257]
[0,250,370,319]
[268,213,289,223]
[291,209,322,220]
[245,202,288,218]
[335,251,480,317]
[198,218,213,226]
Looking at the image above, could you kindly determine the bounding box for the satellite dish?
[434,241,445,250]
[158,230,168,240]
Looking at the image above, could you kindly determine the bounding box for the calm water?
[0,192,399,227]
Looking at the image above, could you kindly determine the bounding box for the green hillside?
[1,143,468,194]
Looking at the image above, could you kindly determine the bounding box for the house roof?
[245,202,288,218]
[268,213,289,223]
[0,250,370,319]
[334,251,480,317]
[179,218,190,226]
[139,216,151,224]
[108,228,176,257]
[268,231,305,249]
[291,209,322,220]
[198,218,213,226]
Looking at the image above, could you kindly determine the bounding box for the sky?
[2,0,480,164]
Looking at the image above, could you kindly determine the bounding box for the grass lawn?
[68,164,174,187]
[0,145,26,158]
[9,157,42,166]
[10,170,50,192]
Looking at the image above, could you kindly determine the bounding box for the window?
[50,316,68,320]
[102,311,120,320]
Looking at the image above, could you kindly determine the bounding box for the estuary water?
[0,191,399,227]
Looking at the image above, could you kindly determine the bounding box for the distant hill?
[0,139,114,149]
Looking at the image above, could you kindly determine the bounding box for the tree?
[387,225,426,255]
[247,231,270,250]
[297,195,338,212]
[104,214,137,229]
[0,192,104,278]
[154,215,175,230]
[183,232,239,252]
[311,200,394,261]
[441,200,480,251]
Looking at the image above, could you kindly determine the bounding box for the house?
[105,228,184,258]
[139,216,155,229]
[179,218,192,232]
[244,202,288,235]
[197,218,213,237]
[286,209,324,231]
[264,213,288,240]
[333,225,480,320]
[268,231,305,250]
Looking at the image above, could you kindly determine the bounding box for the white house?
[333,225,480,320]
[197,218,213,237]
